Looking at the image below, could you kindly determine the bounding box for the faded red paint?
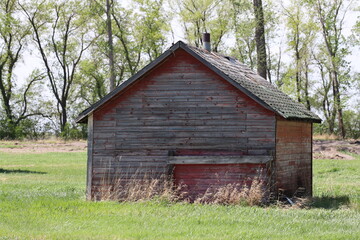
[174,163,268,200]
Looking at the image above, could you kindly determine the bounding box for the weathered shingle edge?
[76,41,321,123]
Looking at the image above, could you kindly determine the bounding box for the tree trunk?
[106,0,115,91]
[332,70,345,138]
[304,62,311,110]
[253,0,267,80]
[295,34,301,103]
[59,101,67,133]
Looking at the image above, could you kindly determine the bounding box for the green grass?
[313,154,360,210]
[0,151,359,239]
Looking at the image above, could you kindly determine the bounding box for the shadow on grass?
[0,168,47,174]
[311,195,350,209]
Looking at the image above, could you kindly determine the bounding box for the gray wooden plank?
[114,143,275,150]
[114,113,247,121]
[168,155,273,164]
[113,121,274,128]
[113,126,247,132]
[115,137,250,145]
[115,131,275,139]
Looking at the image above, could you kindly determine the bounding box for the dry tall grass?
[194,177,266,206]
[96,170,266,206]
[96,173,186,202]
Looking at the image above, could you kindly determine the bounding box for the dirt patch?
[0,140,87,154]
[313,140,360,160]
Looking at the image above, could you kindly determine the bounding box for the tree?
[93,0,169,85]
[132,0,170,61]
[282,0,317,110]
[313,53,337,133]
[309,0,352,138]
[351,5,360,46]
[106,0,116,91]
[0,0,45,139]
[20,0,93,133]
[229,0,256,68]
[229,0,279,83]
[253,0,267,80]
[112,0,169,78]
[76,59,107,105]
[172,0,231,52]
[72,0,170,109]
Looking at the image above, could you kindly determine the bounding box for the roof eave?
[285,116,322,123]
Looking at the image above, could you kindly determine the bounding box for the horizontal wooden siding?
[276,119,312,196]
[91,49,276,193]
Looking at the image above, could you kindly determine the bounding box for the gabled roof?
[76,41,321,123]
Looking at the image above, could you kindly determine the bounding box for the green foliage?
[343,109,360,139]
[314,108,360,139]
[0,119,16,139]
[313,122,331,136]
[351,13,360,46]
[229,0,256,68]
[0,117,46,140]
[60,123,87,140]
[134,0,170,61]
[76,59,107,105]
[77,0,170,105]
[280,0,317,108]
[172,0,231,51]
[20,0,94,133]
[0,0,46,140]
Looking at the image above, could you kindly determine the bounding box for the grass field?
[0,147,359,239]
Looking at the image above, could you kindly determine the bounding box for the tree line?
[0,0,359,140]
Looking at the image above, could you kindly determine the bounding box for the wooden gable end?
[89,48,277,195]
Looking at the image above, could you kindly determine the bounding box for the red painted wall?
[174,163,268,200]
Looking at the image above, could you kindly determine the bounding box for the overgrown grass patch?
[0,150,359,239]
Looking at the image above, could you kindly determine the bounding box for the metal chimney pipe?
[203,33,211,52]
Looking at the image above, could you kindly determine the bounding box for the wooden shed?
[76,41,321,201]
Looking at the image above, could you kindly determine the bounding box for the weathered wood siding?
[90,49,276,198]
[86,114,94,200]
[174,163,268,200]
[275,119,312,196]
